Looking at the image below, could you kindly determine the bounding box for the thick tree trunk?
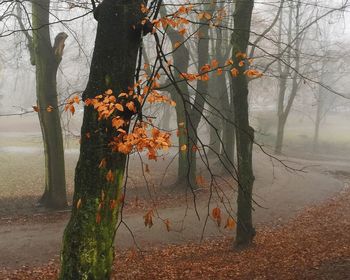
[231,0,256,248]
[32,0,67,209]
[60,1,143,278]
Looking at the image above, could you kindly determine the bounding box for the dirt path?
[1,151,347,269]
[1,179,349,280]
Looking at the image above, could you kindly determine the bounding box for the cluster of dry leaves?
[1,189,349,279]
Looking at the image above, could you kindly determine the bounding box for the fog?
[0,0,350,278]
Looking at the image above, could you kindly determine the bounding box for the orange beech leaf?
[217,68,223,75]
[46,105,54,112]
[106,170,114,182]
[126,101,136,112]
[73,95,80,104]
[239,61,245,67]
[105,89,113,95]
[115,103,124,112]
[178,28,186,35]
[231,68,239,77]
[69,105,75,115]
[164,219,171,232]
[197,12,212,20]
[112,117,125,129]
[201,74,210,81]
[224,217,236,230]
[236,52,247,59]
[178,6,187,14]
[32,105,39,112]
[178,17,190,25]
[148,151,157,161]
[211,59,219,68]
[117,128,127,134]
[196,175,205,186]
[225,59,234,66]
[118,92,128,98]
[244,69,263,78]
[174,42,181,49]
[144,210,154,228]
[204,12,212,20]
[212,207,221,227]
[200,64,211,73]
[140,3,149,14]
[76,198,82,209]
[110,199,117,210]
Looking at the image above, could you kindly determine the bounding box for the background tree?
[17,0,68,208]
[231,0,256,247]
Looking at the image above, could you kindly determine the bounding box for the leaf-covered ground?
[1,189,349,280]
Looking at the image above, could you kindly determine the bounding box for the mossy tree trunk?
[231,0,256,248]
[31,0,67,209]
[59,1,143,279]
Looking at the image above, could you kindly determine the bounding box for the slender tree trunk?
[275,114,286,155]
[208,114,222,157]
[32,0,67,208]
[313,105,321,153]
[274,0,301,155]
[186,0,212,187]
[313,64,327,153]
[222,110,235,165]
[160,7,193,186]
[160,103,171,130]
[60,1,143,278]
[231,0,256,248]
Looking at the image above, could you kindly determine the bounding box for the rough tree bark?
[31,0,68,208]
[231,0,256,247]
[60,0,143,278]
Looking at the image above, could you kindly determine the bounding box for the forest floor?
[0,184,349,279]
